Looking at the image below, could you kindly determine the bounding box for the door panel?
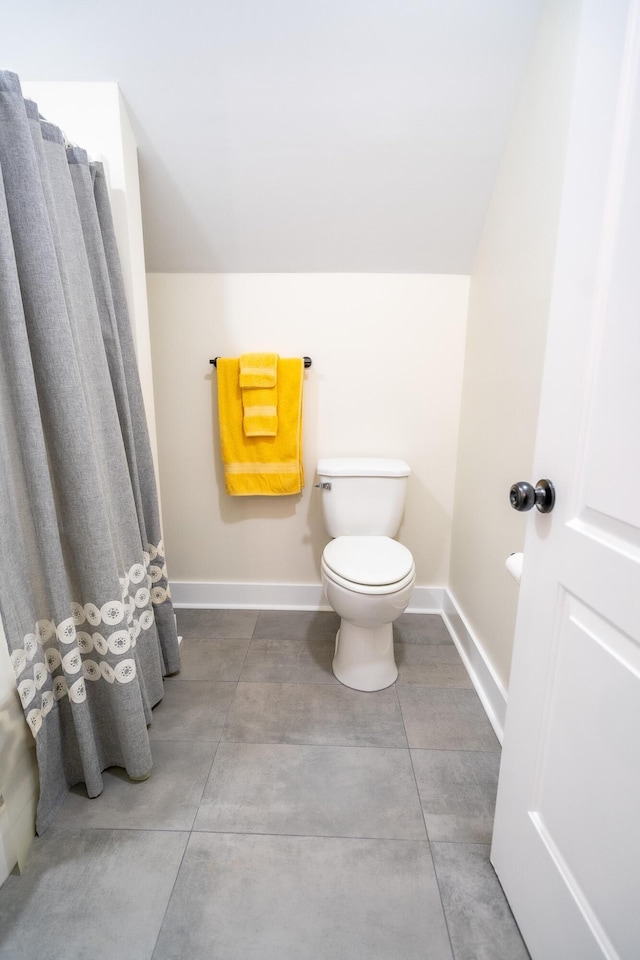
[536,596,639,940]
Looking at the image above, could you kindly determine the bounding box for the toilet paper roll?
[506,552,523,584]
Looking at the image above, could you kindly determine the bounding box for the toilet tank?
[316,457,411,537]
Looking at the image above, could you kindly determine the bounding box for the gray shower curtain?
[0,70,180,832]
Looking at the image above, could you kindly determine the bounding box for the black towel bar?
[210,356,312,368]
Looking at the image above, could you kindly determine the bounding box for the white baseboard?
[442,590,507,744]
[170,581,330,611]
[169,580,505,742]
[406,586,446,613]
[169,581,445,614]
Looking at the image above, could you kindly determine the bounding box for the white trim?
[442,590,507,744]
[169,581,445,614]
[170,581,330,611]
[406,586,446,613]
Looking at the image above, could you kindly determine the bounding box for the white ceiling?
[4,0,542,273]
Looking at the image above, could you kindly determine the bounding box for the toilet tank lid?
[317,457,411,478]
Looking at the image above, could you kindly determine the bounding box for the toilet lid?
[323,536,414,586]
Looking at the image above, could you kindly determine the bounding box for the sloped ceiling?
[4,0,542,273]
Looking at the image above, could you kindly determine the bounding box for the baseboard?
[442,590,507,744]
[170,581,330,611]
[406,586,446,613]
[169,581,444,613]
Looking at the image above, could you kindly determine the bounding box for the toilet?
[316,457,415,691]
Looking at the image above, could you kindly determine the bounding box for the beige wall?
[449,0,582,692]
[148,273,469,596]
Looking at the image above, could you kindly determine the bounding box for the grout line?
[206,737,498,754]
[149,831,192,960]
[189,739,221,827]
[400,685,458,960]
[429,839,492,847]
[48,823,194,833]
[150,728,223,958]
[187,828,433,843]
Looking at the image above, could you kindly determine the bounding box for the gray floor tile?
[0,827,188,960]
[176,607,258,639]
[194,742,426,839]
[153,832,453,960]
[396,644,473,687]
[253,608,340,642]
[431,842,530,960]
[411,750,500,842]
[398,687,500,751]
[222,681,408,747]
[53,740,217,831]
[148,680,236,741]
[177,637,250,680]
[394,612,453,644]
[2,609,521,960]
[239,636,338,683]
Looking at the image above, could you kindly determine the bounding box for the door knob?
[509,479,555,513]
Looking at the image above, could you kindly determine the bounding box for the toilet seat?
[322,536,415,596]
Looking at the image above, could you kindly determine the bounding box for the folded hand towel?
[239,353,278,388]
[217,357,304,495]
[242,391,278,437]
[239,352,278,436]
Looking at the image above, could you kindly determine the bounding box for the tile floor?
[0,610,530,960]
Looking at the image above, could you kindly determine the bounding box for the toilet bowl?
[321,535,416,691]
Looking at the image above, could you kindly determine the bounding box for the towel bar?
[210,356,312,368]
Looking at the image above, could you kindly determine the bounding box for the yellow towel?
[217,357,304,495]
[242,391,278,436]
[239,353,278,388]
[239,352,278,436]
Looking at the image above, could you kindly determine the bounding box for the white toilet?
[317,457,415,691]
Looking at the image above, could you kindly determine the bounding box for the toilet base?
[332,620,398,692]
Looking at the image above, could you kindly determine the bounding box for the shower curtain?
[0,70,181,832]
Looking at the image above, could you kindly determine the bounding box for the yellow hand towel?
[239,352,278,436]
[241,385,278,437]
[217,357,304,495]
[239,353,278,388]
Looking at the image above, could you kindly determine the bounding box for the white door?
[491,1,640,958]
